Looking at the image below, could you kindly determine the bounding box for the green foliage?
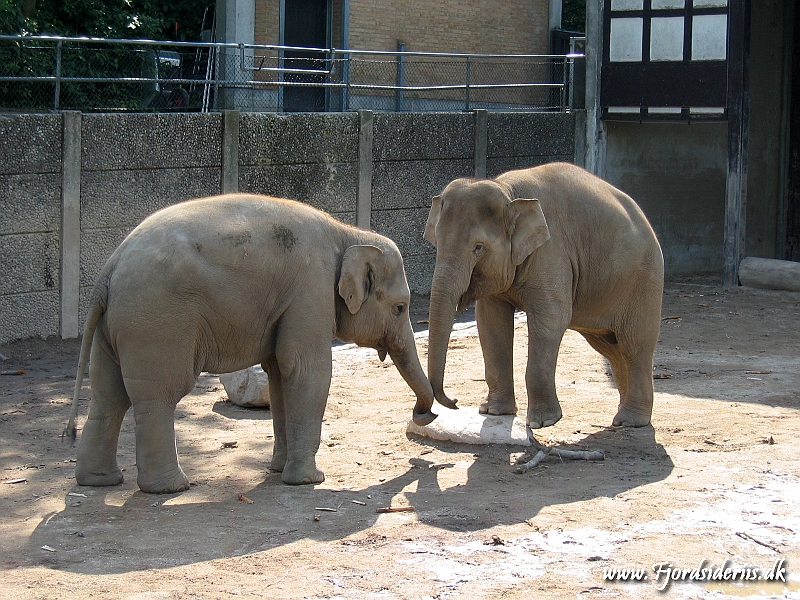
[0,0,25,34]
[562,0,586,33]
[10,0,210,40]
[1,1,210,111]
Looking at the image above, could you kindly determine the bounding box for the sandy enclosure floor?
[1,281,799,599]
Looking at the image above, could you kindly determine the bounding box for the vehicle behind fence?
[0,35,584,113]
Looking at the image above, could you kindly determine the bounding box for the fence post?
[465,56,471,112]
[356,110,373,229]
[396,42,405,112]
[474,109,488,179]
[54,40,62,111]
[60,111,81,339]
[344,53,351,111]
[221,109,240,194]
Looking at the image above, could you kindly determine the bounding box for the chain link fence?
[0,35,583,113]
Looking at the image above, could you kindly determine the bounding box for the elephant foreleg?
[525,310,568,429]
[476,296,517,415]
[75,338,131,487]
[274,334,332,485]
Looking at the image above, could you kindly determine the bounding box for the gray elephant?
[424,163,663,430]
[65,193,436,493]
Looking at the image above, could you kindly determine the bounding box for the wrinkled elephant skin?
[66,194,434,493]
[425,163,664,430]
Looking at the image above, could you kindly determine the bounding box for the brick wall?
[253,0,550,54]
[348,0,549,54]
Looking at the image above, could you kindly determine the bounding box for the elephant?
[65,193,436,493]
[424,162,664,430]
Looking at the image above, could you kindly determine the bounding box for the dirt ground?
[1,280,799,600]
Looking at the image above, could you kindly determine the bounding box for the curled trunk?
[426,260,472,410]
[389,323,437,425]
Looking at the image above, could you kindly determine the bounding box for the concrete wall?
[0,110,576,344]
[600,2,792,278]
[604,121,728,276]
[0,114,63,342]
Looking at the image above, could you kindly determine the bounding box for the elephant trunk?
[388,323,437,426]
[427,259,472,410]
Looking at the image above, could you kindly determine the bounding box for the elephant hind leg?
[76,337,131,487]
[123,368,195,494]
[581,330,653,427]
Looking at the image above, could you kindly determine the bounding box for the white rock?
[406,407,531,446]
[219,366,270,408]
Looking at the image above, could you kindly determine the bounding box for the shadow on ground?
[23,423,670,575]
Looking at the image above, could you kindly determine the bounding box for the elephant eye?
[474,242,484,253]
[393,303,407,316]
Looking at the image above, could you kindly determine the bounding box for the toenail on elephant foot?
[137,470,190,494]
[479,400,518,416]
[612,407,651,427]
[270,455,287,472]
[527,408,563,429]
[412,409,438,426]
[75,467,124,487]
[282,463,324,485]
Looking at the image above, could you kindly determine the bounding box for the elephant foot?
[137,467,190,494]
[270,451,287,472]
[75,464,124,487]
[527,403,563,429]
[412,409,438,426]
[282,459,324,485]
[612,405,651,427]
[479,397,517,416]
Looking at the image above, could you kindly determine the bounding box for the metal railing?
[0,35,584,113]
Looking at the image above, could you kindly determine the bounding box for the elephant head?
[336,243,437,425]
[424,178,550,408]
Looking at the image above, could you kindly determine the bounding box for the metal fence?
[0,35,584,113]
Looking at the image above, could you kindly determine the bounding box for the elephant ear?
[506,198,550,266]
[424,195,442,247]
[338,245,384,314]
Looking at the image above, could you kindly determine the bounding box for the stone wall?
[0,114,63,342]
[0,109,577,344]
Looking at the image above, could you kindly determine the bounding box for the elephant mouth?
[456,289,475,312]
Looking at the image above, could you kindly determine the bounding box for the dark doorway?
[786,6,800,260]
[283,0,328,112]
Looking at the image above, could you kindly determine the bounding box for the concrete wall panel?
[240,163,358,215]
[0,232,60,295]
[80,168,222,231]
[0,291,60,341]
[0,173,61,235]
[373,113,474,161]
[488,113,574,159]
[0,110,576,342]
[604,121,727,276]
[81,113,222,171]
[240,113,359,166]
[372,159,473,210]
[0,114,61,175]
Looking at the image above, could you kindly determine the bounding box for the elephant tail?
[63,283,108,444]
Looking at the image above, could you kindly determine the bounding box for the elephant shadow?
[24,424,670,575]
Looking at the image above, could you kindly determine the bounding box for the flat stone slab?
[406,407,531,446]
